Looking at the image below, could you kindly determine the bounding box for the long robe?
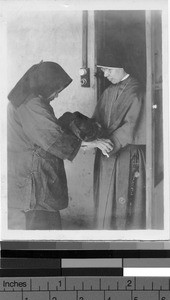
[93,76,146,230]
[7,95,81,213]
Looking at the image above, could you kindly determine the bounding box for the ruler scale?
[1,277,170,300]
[1,247,170,299]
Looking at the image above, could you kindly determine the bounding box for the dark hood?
[8,61,72,108]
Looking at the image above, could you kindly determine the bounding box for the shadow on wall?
[60,150,95,230]
[61,205,94,230]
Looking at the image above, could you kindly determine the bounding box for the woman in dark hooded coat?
[7,61,112,230]
[7,61,82,230]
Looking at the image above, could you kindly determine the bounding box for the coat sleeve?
[109,94,143,154]
[17,97,81,161]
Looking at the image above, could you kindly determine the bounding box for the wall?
[7,10,96,229]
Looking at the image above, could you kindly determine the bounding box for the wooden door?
[94,10,146,97]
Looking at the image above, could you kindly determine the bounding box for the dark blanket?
[59,111,104,141]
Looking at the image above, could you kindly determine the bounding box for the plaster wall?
[7,10,96,229]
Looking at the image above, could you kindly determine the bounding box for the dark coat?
[7,61,81,212]
[8,95,81,212]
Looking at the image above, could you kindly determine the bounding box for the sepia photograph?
[0,0,169,240]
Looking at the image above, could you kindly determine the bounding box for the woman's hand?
[81,139,113,157]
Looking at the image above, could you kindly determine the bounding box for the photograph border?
[1,0,169,242]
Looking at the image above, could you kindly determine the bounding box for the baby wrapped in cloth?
[59,111,104,141]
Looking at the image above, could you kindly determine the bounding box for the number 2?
[127,280,132,287]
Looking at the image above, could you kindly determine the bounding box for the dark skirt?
[94,145,146,230]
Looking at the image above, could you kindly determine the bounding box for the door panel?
[95,10,146,97]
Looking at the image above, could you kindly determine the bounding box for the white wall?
[7,10,97,229]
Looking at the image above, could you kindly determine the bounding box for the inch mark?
[21,288,23,300]
[99,278,101,290]
[30,279,32,291]
[134,277,136,291]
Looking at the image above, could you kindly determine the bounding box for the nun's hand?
[81,139,113,157]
